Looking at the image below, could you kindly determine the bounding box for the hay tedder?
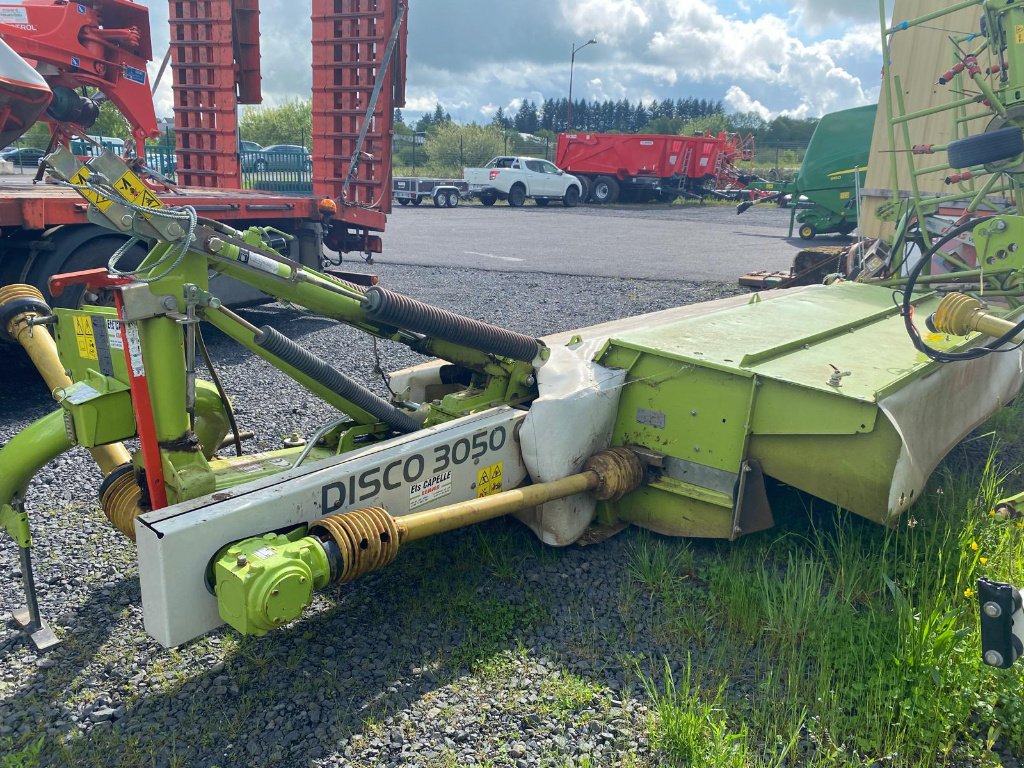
[0,1,1021,668]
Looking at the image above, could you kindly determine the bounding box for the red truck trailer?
[555,131,754,204]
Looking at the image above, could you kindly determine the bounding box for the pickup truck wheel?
[577,176,591,202]
[535,198,550,207]
[562,185,581,208]
[480,192,497,206]
[591,176,620,204]
[411,196,423,206]
[507,184,527,207]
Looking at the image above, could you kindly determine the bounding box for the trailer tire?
[433,192,448,208]
[411,196,423,206]
[480,192,497,206]
[562,185,581,208]
[798,223,817,241]
[446,191,460,208]
[947,127,1024,169]
[397,198,409,206]
[508,184,527,207]
[591,176,619,204]
[535,198,550,207]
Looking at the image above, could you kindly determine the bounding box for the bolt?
[236,554,247,568]
[984,650,1005,667]
[993,219,1008,232]
[120,214,133,227]
[166,223,184,239]
[162,296,177,311]
[208,237,225,254]
[690,410,698,416]
[983,601,1003,619]
[693,446,700,453]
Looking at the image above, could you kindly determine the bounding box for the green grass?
[637,405,1024,767]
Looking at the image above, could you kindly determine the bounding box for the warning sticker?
[107,319,123,350]
[125,322,145,377]
[69,167,114,212]
[839,191,851,200]
[113,170,163,211]
[409,470,452,510]
[476,462,504,498]
[252,546,276,560]
[73,315,98,360]
[1016,24,1024,44]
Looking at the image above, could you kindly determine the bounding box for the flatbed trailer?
[0,175,386,307]
[393,176,468,207]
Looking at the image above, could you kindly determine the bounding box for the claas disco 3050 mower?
[1,110,1023,665]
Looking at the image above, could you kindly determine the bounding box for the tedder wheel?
[562,185,581,208]
[947,126,1024,169]
[507,183,527,207]
[446,191,460,208]
[591,175,620,204]
[411,196,423,206]
[397,198,409,206]
[535,198,550,207]
[798,223,817,241]
[480,192,497,206]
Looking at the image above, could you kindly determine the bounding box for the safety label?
[73,315,98,360]
[107,319,123,350]
[125,322,145,377]
[124,66,146,85]
[409,470,452,510]
[252,546,276,560]
[113,170,163,211]
[1017,24,1024,44]
[0,7,29,24]
[476,462,504,498]
[69,167,114,213]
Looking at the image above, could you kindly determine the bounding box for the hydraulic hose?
[253,325,421,433]
[362,286,542,362]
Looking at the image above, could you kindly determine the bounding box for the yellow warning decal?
[113,170,163,211]
[1016,24,1024,44]
[73,315,98,360]
[477,461,504,498]
[839,191,851,200]
[68,167,113,213]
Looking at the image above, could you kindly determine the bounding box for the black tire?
[562,185,581,208]
[433,192,448,208]
[411,196,423,206]
[446,191,460,208]
[947,127,1024,169]
[397,198,409,206]
[480,192,497,206]
[591,175,620,204]
[33,236,148,309]
[254,158,268,171]
[798,223,817,241]
[507,183,526,207]
[535,198,550,207]
[576,176,591,203]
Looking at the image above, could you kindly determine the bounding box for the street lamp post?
[567,39,597,131]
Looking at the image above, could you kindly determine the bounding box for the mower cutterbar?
[2,147,1024,648]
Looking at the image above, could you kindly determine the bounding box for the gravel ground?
[0,264,742,767]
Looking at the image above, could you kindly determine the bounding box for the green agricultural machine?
[738,104,876,240]
[1,0,1023,670]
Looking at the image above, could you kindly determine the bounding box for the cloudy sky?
[140,0,895,123]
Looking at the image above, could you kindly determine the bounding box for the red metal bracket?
[48,268,130,298]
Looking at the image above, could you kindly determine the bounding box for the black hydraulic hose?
[253,326,421,433]
[902,216,1024,362]
[196,326,243,457]
[362,285,542,362]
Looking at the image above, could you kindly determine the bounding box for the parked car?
[250,144,312,172]
[0,146,45,167]
[463,156,582,207]
[239,140,263,171]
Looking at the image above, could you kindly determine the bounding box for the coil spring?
[310,507,401,584]
[99,468,144,541]
[363,286,541,363]
[584,447,645,501]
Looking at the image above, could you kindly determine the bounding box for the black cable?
[197,325,243,457]
[900,216,1024,362]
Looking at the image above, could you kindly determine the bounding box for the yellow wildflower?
[980,557,989,565]
[964,587,975,599]
[970,541,980,551]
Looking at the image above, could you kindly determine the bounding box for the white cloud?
[724,86,770,120]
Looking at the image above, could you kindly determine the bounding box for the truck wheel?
[562,185,581,208]
[798,223,817,241]
[535,198,550,207]
[577,176,591,203]
[508,184,526,207]
[411,196,423,206]
[591,176,619,204]
[947,127,1024,169]
[446,191,460,208]
[397,198,409,206]
[31,236,148,309]
[480,192,497,207]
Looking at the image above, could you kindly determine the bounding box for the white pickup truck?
[463,156,583,207]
